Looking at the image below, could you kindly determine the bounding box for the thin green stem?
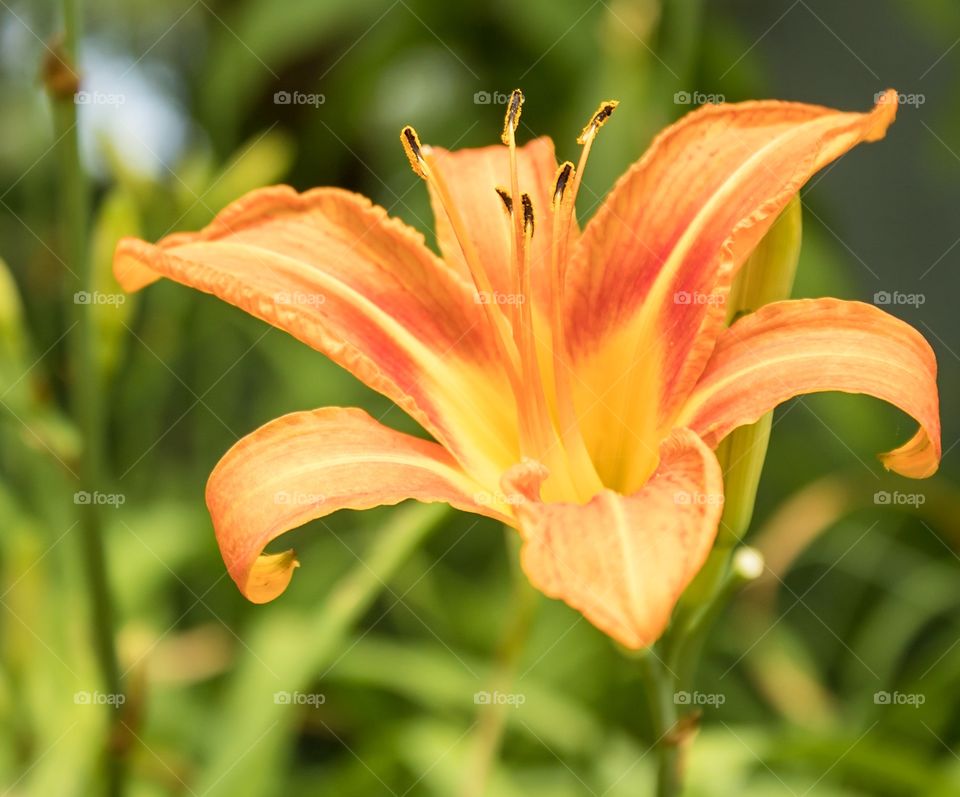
[639,545,762,797]
[637,652,682,797]
[663,544,735,685]
[49,2,123,795]
[460,529,539,797]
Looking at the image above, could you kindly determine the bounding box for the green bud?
[716,196,802,544]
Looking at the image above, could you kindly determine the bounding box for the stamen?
[498,90,565,471]
[561,100,619,264]
[494,186,513,214]
[552,161,574,208]
[400,125,428,180]
[547,112,623,498]
[501,89,528,306]
[400,124,520,385]
[501,89,524,145]
[521,193,534,238]
[577,100,619,145]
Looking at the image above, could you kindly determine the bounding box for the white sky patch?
[76,46,191,179]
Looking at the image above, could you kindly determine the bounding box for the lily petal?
[424,136,564,305]
[504,428,724,649]
[114,186,519,486]
[678,298,941,478]
[565,93,897,493]
[207,407,508,602]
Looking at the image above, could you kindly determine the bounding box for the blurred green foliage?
[2,0,960,794]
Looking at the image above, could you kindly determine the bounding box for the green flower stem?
[639,547,763,797]
[667,546,764,688]
[460,529,539,797]
[48,2,123,795]
[637,199,800,795]
[716,196,802,546]
[637,651,683,797]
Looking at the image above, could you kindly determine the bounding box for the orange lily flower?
[114,89,940,649]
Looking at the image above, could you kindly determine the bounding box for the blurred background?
[2,0,960,794]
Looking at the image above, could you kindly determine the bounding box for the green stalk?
[633,199,802,796]
[637,652,682,797]
[460,529,539,797]
[639,548,763,797]
[47,3,123,795]
[716,196,802,544]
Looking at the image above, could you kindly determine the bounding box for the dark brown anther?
[577,100,620,144]
[552,161,574,208]
[400,125,428,179]
[521,193,534,237]
[495,186,513,214]
[501,89,525,144]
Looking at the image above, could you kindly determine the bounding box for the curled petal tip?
[877,428,940,479]
[868,88,899,139]
[242,549,300,604]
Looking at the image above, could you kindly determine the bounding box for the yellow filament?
[401,125,520,382]
[548,165,604,498]
[560,101,619,263]
[501,91,557,465]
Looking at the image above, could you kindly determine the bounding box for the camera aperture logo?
[275,291,326,307]
[74,490,125,508]
[673,491,723,507]
[474,490,525,507]
[875,91,925,108]
[74,690,126,707]
[274,691,326,707]
[274,490,326,506]
[474,690,525,707]
[674,90,725,106]
[874,690,925,707]
[674,690,725,707]
[873,290,924,308]
[473,90,511,105]
[673,290,724,306]
[874,490,925,507]
[74,291,126,306]
[273,90,325,108]
[74,90,125,108]
[474,290,525,306]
